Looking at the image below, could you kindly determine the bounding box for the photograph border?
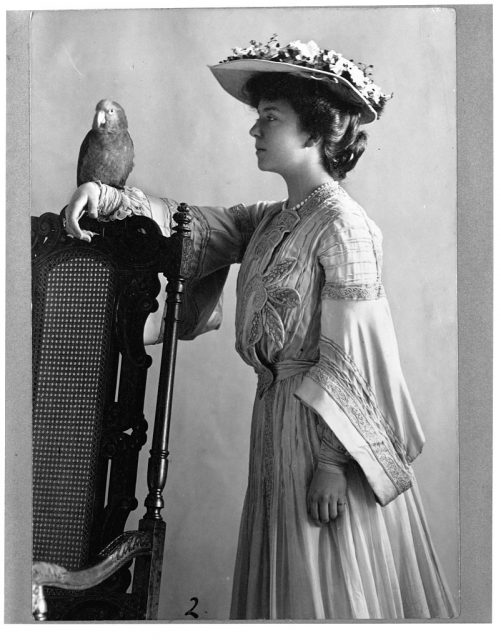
[4,3,493,624]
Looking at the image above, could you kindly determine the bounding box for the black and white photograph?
[4,2,493,626]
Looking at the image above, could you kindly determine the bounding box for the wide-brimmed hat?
[210,36,392,125]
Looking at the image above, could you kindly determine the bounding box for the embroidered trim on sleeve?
[306,342,413,495]
[322,282,385,301]
[186,206,211,279]
[319,336,409,459]
[230,204,253,240]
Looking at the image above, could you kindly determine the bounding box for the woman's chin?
[256,160,275,173]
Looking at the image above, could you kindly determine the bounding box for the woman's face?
[249,99,311,176]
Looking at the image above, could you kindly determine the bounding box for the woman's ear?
[304,134,322,148]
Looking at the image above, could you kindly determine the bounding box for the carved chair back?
[31,208,191,620]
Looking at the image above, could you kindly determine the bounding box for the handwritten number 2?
[185,597,199,619]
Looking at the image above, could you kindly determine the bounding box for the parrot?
[77,99,134,188]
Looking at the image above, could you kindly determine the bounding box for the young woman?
[64,38,457,620]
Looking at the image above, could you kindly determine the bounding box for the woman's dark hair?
[244,73,368,180]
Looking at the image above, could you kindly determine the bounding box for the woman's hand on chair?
[64,182,100,242]
[307,467,347,525]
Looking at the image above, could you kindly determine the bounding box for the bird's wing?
[77,131,92,186]
[124,132,135,179]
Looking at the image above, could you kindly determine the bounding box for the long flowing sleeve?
[295,206,425,506]
[114,191,271,342]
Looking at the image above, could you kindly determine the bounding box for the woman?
[65,37,457,620]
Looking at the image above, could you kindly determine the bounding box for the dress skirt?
[230,372,457,620]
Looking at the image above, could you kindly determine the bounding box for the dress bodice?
[233,182,384,388]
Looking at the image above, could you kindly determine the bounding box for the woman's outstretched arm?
[65,181,169,240]
[63,181,274,344]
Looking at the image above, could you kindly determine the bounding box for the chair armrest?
[32,531,152,621]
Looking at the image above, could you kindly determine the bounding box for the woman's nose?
[249,120,261,138]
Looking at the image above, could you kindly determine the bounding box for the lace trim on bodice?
[288,181,342,217]
[253,182,342,259]
[253,209,300,258]
[240,259,301,352]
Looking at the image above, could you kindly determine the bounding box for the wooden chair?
[31,204,192,620]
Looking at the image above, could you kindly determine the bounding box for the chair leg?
[132,518,166,620]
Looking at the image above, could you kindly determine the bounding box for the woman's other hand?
[64,182,101,242]
[307,467,347,525]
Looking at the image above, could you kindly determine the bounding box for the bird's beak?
[96,110,106,127]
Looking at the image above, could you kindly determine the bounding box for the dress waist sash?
[257,359,316,397]
[271,359,317,381]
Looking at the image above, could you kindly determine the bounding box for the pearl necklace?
[284,181,338,211]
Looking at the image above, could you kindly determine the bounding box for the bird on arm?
[77,99,134,188]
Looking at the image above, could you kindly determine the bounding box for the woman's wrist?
[95,182,122,220]
[317,425,351,473]
[316,461,346,475]
[94,182,150,221]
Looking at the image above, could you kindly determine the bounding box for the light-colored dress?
[145,181,457,620]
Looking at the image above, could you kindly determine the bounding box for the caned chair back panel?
[32,249,118,570]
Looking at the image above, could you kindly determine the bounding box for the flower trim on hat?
[221,35,392,117]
